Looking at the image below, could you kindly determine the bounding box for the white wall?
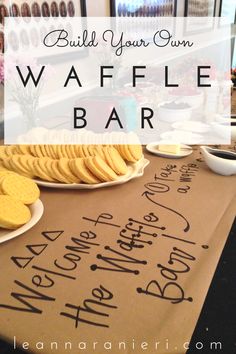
[86,0,110,16]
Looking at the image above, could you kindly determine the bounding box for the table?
[0,146,235,354]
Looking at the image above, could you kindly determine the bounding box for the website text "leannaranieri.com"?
[13,337,223,351]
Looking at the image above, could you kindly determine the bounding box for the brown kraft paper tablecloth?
[0,147,235,354]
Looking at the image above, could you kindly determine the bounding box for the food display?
[0,169,40,230]
[0,144,143,184]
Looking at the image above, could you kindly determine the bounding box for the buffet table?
[0,146,235,354]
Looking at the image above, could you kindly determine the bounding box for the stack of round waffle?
[0,169,40,230]
[0,144,143,184]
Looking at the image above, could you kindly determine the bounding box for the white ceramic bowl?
[158,102,192,123]
[170,92,204,109]
[200,146,236,176]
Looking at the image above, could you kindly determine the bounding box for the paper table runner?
[0,148,235,354]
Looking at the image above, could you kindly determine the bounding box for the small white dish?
[161,130,203,144]
[172,121,210,134]
[200,146,236,176]
[146,143,193,159]
[34,158,150,189]
[0,199,44,244]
